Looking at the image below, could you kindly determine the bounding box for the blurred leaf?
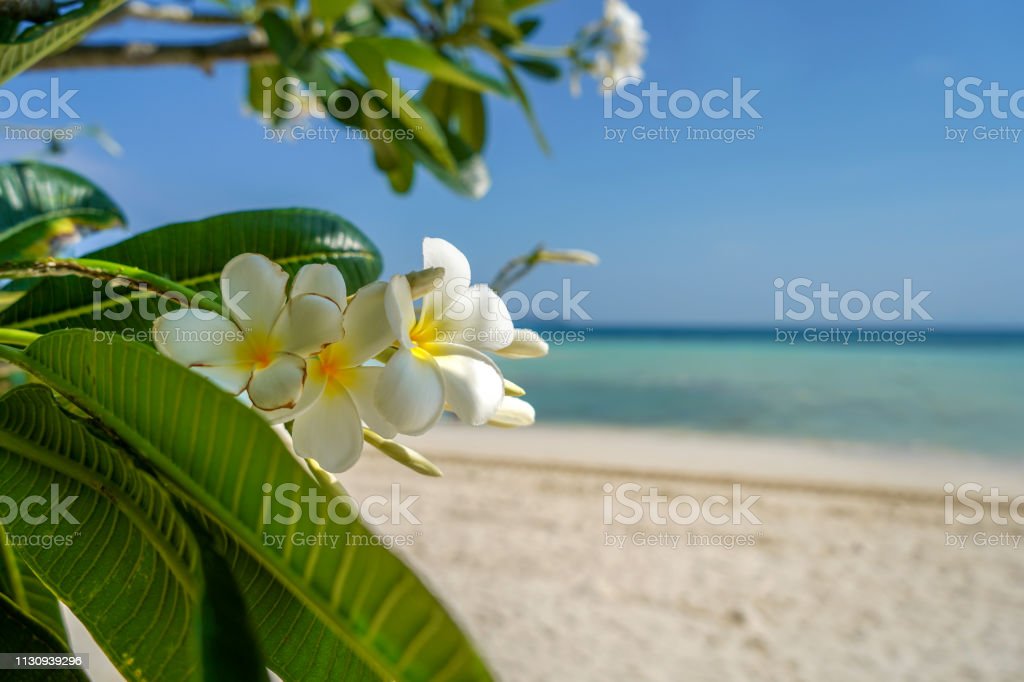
[311,0,359,24]
[403,127,491,198]
[0,161,125,261]
[502,63,549,153]
[348,36,511,95]
[247,61,293,126]
[420,79,453,127]
[517,16,541,38]
[454,88,486,152]
[473,0,520,40]
[345,40,456,171]
[0,161,124,231]
[0,0,127,85]
[0,208,383,334]
[507,0,551,10]
[514,57,560,80]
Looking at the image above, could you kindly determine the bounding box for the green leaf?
[348,37,511,96]
[514,57,561,81]
[0,208,383,334]
[0,0,127,85]
[0,332,494,682]
[420,80,454,127]
[186,512,269,682]
[401,128,491,198]
[0,162,124,229]
[472,0,520,40]
[248,61,294,126]
[0,525,67,646]
[311,0,359,25]
[0,594,86,680]
[0,161,125,259]
[454,89,487,153]
[0,385,204,680]
[344,41,456,172]
[189,509,379,681]
[501,63,549,153]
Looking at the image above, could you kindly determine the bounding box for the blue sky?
[3,0,1023,326]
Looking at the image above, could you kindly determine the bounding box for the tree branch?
[105,1,244,27]
[0,0,58,23]
[29,34,274,72]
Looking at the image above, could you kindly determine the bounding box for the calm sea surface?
[499,329,1024,458]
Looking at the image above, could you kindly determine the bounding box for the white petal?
[487,396,536,428]
[220,253,289,337]
[422,237,471,285]
[291,263,347,307]
[153,309,247,367]
[342,366,397,438]
[384,275,415,348]
[422,342,504,426]
[191,364,252,395]
[254,358,327,424]
[291,385,364,472]
[337,281,394,366]
[375,347,444,435]
[270,293,344,356]
[494,328,550,359]
[247,352,306,410]
[419,284,514,351]
[419,238,472,328]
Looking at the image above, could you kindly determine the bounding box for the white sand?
[68,425,1024,681]
[343,425,1024,682]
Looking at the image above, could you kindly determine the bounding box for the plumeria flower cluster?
[570,0,648,96]
[153,238,547,474]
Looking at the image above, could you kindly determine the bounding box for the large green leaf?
[0,208,383,334]
[0,385,273,681]
[0,0,127,85]
[0,594,85,680]
[0,161,125,260]
[0,332,493,682]
[348,37,511,96]
[0,385,203,680]
[191,510,378,681]
[0,524,67,644]
[0,162,124,229]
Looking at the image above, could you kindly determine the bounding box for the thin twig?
[29,33,273,72]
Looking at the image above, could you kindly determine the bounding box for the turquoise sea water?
[500,330,1024,458]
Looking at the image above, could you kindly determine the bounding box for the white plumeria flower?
[257,281,399,472]
[154,253,345,411]
[487,396,536,428]
[374,239,514,434]
[596,0,648,87]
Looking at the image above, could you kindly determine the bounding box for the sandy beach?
[344,425,1024,682]
[68,424,1024,681]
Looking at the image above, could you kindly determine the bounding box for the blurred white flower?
[154,254,344,410]
[595,0,648,87]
